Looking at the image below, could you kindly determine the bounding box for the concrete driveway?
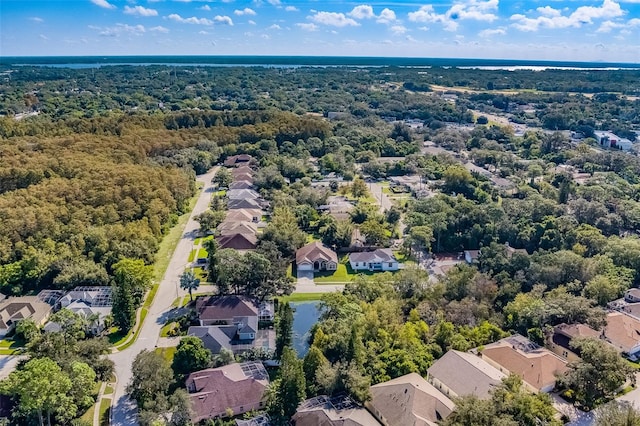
[295,270,344,294]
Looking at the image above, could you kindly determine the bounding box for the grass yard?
[188,249,197,263]
[160,321,179,337]
[154,346,177,364]
[313,263,354,283]
[192,266,208,282]
[104,384,114,395]
[197,247,208,258]
[99,398,111,426]
[0,337,24,355]
[278,293,325,303]
[79,405,95,424]
[194,237,202,245]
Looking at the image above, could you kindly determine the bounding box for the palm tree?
[180,270,201,302]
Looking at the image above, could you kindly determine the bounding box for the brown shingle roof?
[296,242,338,265]
[481,335,568,392]
[216,233,257,250]
[367,373,454,426]
[196,296,259,322]
[186,362,268,422]
[0,296,52,331]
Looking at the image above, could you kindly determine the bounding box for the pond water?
[291,301,320,357]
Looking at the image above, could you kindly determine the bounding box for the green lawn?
[188,249,197,263]
[197,247,208,258]
[104,384,114,395]
[160,321,179,337]
[0,337,24,355]
[154,347,177,364]
[192,266,208,282]
[278,293,325,303]
[99,398,111,426]
[194,237,202,245]
[313,263,354,283]
[79,404,95,424]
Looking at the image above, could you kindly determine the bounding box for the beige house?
[480,334,568,393]
[0,296,52,337]
[603,311,640,360]
[427,350,507,399]
[546,323,601,362]
[366,373,455,426]
[296,241,338,272]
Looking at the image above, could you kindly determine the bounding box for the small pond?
[290,301,320,357]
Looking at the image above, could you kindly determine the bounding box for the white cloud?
[234,8,257,16]
[214,15,234,25]
[149,26,169,33]
[39,34,49,40]
[536,6,561,18]
[408,1,498,31]
[200,5,211,11]
[390,25,406,34]
[267,0,281,5]
[29,17,44,23]
[285,6,299,12]
[296,22,319,31]
[511,0,625,32]
[248,20,257,25]
[167,14,213,25]
[96,23,146,36]
[124,6,158,16]
[268,24,281,30]
[377,8,396,24]
[479,27,506,37]
[348,5,375,20]
[309,11,359,27]
[406,35,417,42]
[91,0,116,10]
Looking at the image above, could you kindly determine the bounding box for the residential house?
[227,189,260,200]
[225,209,263,224]
[56,286,113,334]
[232,165,254,175]
[464,250,480,264]
[366,373,455,426]
[216,233,258,250]
[349,249,399,272]
[546,323,601,362]
[480,334,568,393]
[217,221,259,236]
[603,311,640,360]
[625,288,640,303]
[317,196,354,221]
[427,350,507,399]
[296,241,338,272]
[236,414,271,426]
[228,198,264,210]
[189,296,273,354]
[293,395,381,426]
[224,154,253,167]
[0,296,53,337]
[594,131,634,151]
[232,173,254,183]
[229,180,254,190]
[185,362,269,423]
[196,295,274,325]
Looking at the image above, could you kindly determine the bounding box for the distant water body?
[1,56,639,70]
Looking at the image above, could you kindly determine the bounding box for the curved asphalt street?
[109,167,218,426]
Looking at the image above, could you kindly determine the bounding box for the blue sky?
[1,0,640,62]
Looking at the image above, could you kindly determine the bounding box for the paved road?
[0,355,24,379]
[369,182,406,237]
[109,166,218,426]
